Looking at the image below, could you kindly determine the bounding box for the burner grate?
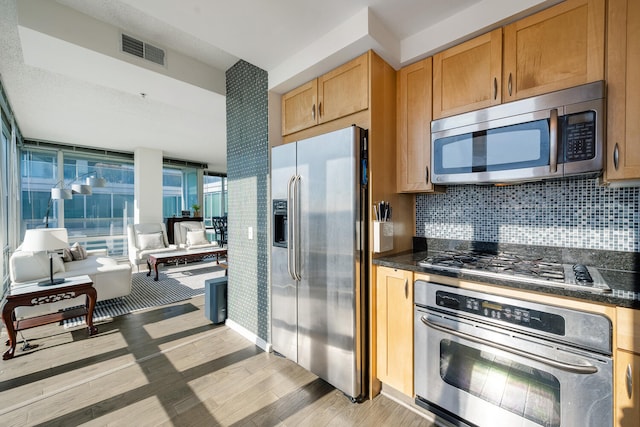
[418,250,611,293]
[421,250,566,283]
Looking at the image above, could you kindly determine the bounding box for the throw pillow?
[186,230,209,246]
[138,232,166,250]
[180,223,201,244]
[69,242,88,260]
[61,247,73,262]
[52,254,66,273]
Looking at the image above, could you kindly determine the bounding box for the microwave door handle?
[420,315,598,374]
[549,108,558,173]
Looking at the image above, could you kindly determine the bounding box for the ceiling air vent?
[121,33,165,66]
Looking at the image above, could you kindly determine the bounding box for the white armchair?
[127,223,177,270]
[173,221,219,250]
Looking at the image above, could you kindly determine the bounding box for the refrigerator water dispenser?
[273,199,287,248]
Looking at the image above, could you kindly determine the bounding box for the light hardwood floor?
[0,295,434,426]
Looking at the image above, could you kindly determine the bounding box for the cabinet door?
[615,350,640,427]
[503,0,605,102]
[376,266,413,396]
[282,79,318,136]
[433,28,502,119]
[605,0,640,182]
[317,53,368,124]
[397,58,440,193]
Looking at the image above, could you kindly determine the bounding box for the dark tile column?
[225,60,269,340]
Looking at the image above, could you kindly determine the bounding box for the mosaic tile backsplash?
[226,60,270,341]
[416,177,640,252]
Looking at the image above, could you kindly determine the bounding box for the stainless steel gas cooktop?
[418,250,611,293]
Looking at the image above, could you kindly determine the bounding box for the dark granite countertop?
[373,239,640,309]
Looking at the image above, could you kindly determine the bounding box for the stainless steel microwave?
[431,81,605,185]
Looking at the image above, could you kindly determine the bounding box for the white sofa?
[127,223,178,270]
[9,248,132,318]
[173,221,220,250]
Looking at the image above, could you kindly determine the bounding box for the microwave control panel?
[564,111,596,162]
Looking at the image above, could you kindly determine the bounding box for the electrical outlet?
[248,226,253,240]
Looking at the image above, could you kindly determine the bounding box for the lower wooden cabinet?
[616,307,640,426]
[615,349,640,427]
[375,266,413,396]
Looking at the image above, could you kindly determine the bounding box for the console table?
[2,275,98,360]
[147,248,227,281]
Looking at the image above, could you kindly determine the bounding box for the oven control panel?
[435,291,565,335]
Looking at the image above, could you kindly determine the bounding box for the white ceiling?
[0,0,558,172]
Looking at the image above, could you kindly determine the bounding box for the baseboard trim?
[225,318,272,353]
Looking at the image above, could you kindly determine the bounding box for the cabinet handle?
[318,102,322,118]
[425,166,429,184]
[404,279,408,299]
[508,73,513,96]
[311,104,316,121]
[614,143,620,170]
[493,77,498,100]
[627,363,633,399]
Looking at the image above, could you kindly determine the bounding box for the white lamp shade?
[86,176,106,187]
[51,188,72,200]
[72,183,92,195]
[22,228,69,252]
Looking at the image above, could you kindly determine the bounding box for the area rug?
[63,260,227,328]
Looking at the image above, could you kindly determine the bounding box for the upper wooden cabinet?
[433,29,502,120]
[281,80,318,136]
[317,53,368,124]
[503,0,605,102]
[432,0,604,119]
[604,0,640,184]
[376,266,413,396]
[397,57,442,193]
[281,53,368,136]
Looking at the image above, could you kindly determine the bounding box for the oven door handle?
[421,315,599,374]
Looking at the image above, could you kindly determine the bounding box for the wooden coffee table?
[147,248,228,281]
[2,275,98,360]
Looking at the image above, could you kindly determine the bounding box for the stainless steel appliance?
[431,80,605,184]
[270,126,368,401]
[414,281,613,427]
[418,250,611,293]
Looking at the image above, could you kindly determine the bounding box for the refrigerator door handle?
[287,175,296,281]
[293,175,302,280]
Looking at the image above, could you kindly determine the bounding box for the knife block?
[373,221,393,253]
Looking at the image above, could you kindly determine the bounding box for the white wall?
[134,147,163,224]
[16,0,226,95]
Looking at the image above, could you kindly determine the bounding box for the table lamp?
[21,228,69,286]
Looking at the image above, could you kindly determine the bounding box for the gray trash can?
[205,277,227,324]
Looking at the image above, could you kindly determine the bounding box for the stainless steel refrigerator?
[271,125,368,401]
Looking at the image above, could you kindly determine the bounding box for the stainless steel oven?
[414,281,613,427]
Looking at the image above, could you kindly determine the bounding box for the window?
[163,166,198,218]
[62,155,134,240]
[204,173,227,219]
[20,150,58,229]
[1,117,9,295]
[20,147,134,255]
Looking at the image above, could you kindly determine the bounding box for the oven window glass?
[440,340,560,427]
[434,119,550,174]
